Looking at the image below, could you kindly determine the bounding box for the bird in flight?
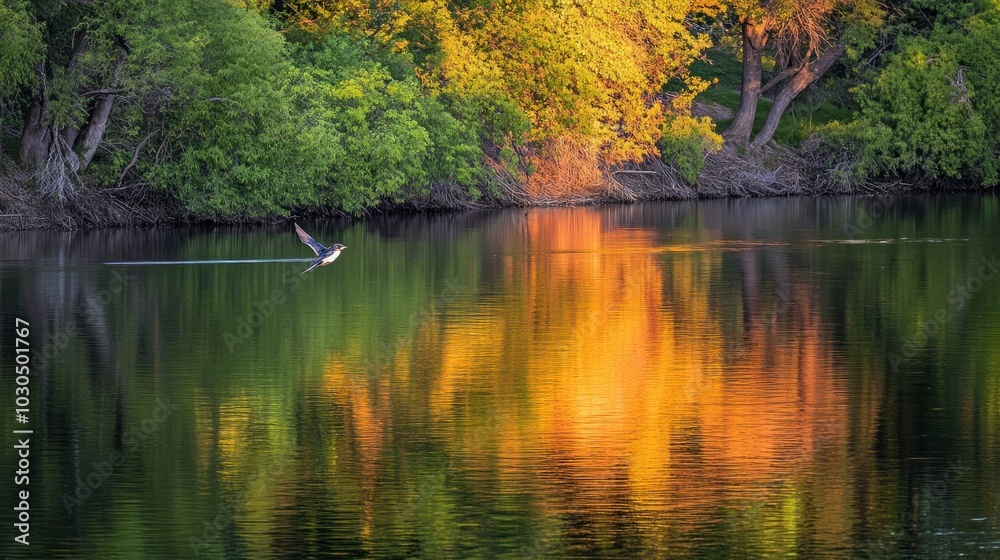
[294,223,347,274]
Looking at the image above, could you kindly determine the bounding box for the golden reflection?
[216,394,253,480]
[321,359,392,544]
[322,207,856,554]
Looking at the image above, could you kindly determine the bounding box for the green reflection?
[0,195,998,559]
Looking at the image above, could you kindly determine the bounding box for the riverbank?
[0,162,179,230]
[0,146,967,231]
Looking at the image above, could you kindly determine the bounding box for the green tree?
[17,0,122,190]
[11,0,223,196]
[139,0,308,216]
[150,17,484,217]
[286,34,482,213]
[0,0,43,158]
[853,6,1000,185]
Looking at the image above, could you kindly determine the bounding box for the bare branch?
[116,129,159,188]
[81,88,125,97]
[760,62,805,94]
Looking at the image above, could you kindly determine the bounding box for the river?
[1,194,998,558]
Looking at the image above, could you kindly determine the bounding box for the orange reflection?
[322,207,855,554]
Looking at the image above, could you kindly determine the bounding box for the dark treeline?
[0,0,997,225]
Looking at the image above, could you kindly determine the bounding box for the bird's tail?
[301,259,323,275]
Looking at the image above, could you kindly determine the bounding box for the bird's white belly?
[323,251,341,264]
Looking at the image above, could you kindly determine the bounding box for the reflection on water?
[1,195,999,559]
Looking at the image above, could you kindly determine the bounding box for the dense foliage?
[1,0,491,216]
[0,0,997,220]
[853,5,1000,186]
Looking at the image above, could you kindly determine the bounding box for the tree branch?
[116,129,158,188]
[759,62,805,95]
[81,88,125,97]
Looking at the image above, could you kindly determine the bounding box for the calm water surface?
[1,195,999,559]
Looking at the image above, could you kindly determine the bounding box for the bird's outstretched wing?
[294,223,327,256]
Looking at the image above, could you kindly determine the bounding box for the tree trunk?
[74,47,126,171]
[749,43,845,150]
[59,31,89,151]
[77,93,116,169]
[18,39,126,175]
[723,19,771,146]
[20,91,51,168]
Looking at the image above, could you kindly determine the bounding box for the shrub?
[658,116,723,184]
[853,10,1000,186]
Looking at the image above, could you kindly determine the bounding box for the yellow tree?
[277,0,449,55]
[722,0,882,149]
[278,0,723,170]
[435,0,722,163]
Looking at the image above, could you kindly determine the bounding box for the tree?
[150,7,484,217]
[0,0,43,159]
[722,0,882,149]
[13,0,305,205]
[277,0,724,180]
[17,2,116,191]
[853,6,1000,186]
[428,0,722,163]
[13,0,190,196]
